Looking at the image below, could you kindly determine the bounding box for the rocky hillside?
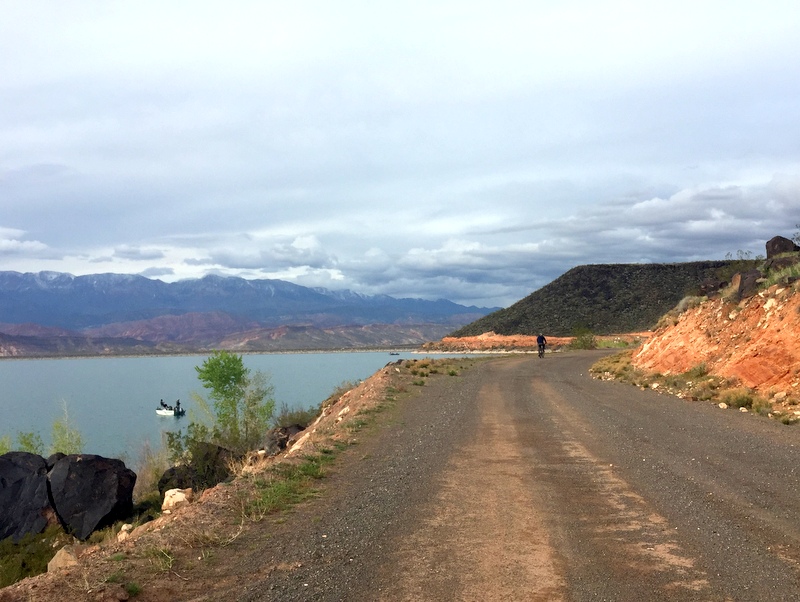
[451,260,757,337]
[633,281,800,396]
[633,237,800,395]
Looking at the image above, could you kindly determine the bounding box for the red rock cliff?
[633,283,800,395]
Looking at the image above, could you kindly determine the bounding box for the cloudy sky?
[2,1,799,307]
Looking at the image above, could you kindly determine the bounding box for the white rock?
[335,405,351,423]
[117,523,133,542]
[162,488,194,512]
[718,403,728,409]
[740,407,749,413]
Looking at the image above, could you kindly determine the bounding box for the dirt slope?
[633,282,800,396]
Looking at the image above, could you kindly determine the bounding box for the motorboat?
[156,400,185,417]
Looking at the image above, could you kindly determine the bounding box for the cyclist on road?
[536,333,547,357]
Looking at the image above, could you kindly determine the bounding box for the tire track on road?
[374,359,567,601]
[529,376,715,598]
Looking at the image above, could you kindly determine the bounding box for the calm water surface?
[0,351,436,462]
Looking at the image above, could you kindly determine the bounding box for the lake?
[0,351,436,463]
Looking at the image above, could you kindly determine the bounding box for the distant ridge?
[451,261,754,337]
[0,271,495,330]
[0,271,498,355]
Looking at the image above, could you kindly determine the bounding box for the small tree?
[16,432,44,455]
[169,351,275,461]
[50,401,84,455]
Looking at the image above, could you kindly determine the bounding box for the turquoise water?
[0,351,429,461]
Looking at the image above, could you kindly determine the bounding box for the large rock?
[763,254,800,275]
[157,464,195,497]
[48,455,136,541]
[157,442,236,496]
[766,235,799,258]
[698,278,727,297]
[263,424,306,456]
[0,452,56,542]
[730,270,762,300]
[47,544,80,572]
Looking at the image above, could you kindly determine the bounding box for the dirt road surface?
[178,351,798,602]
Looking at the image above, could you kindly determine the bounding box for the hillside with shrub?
[590,247,800,418]
[632,278,800,399]
[451,260,758,337]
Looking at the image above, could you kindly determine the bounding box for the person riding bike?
[536,333,547,358]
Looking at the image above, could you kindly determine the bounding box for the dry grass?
[591,352,788,422]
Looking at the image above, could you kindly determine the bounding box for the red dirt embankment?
[423,333,572,351]
[633,283,800,396]
[422,332,647,352]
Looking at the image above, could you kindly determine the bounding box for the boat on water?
[156,399,185,417]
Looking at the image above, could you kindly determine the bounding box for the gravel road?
[210,352,800,601]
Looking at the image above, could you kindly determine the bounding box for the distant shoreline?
[0,345,432,361]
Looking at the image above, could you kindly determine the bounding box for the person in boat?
[160,399,167,408]
[175,400,181,413]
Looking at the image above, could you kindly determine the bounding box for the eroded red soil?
[633,283,800,397]
[422,332,648,352]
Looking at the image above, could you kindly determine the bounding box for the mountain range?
[0,271,497,356]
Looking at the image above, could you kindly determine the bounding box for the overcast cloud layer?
[2,1,799,307]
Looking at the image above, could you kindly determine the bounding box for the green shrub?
[655,296,706,330]
[763,262,800,287]
[125,582,142,596]
[720,388,754,408]
[590,350,643,380]
[569,328,597,350]
[273,403,319,429]
[676,295,705,314]
[0,526,67,588]
[15,432,44,455]
[689,380,717,401]
[244,454,334,520]
[0,402,84,457]
[596,338,631,349]
[50,401,84,455]
[751,396,772,415]
[684,363,709,379]
[132,438,170,503]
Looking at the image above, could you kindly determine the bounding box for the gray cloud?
[113,246,166,261]
[1,2,799,307]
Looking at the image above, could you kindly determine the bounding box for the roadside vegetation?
[590,350,798,424]
[588,241,800,426]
